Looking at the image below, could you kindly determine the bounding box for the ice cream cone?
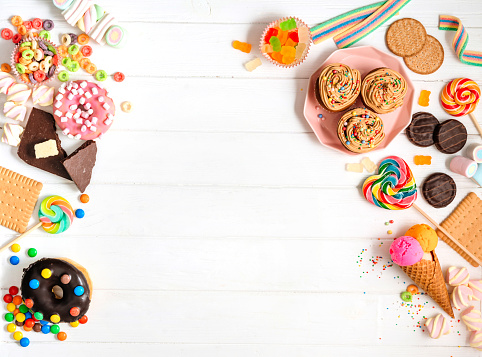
[400,251,454,318]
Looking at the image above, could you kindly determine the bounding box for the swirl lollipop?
[441,78,482,137]
[0,196,74,253]
[363,156,482,266]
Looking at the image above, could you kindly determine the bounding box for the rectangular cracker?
[0,166,43,233]
[436,192,482,267]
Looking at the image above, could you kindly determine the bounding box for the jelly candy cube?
[232,40,251,53]
[288,31,299,43]
[244,57,262,72]
[269,36,281,52]
[346,163,364,173]
[280,18,297,31]
[298,26,310,43]
[414,155,432,165]
[261,44,273,54]
[277,30,289,45]
[264,28,278,43]
[418,90,431,107]
[361,157,376,173]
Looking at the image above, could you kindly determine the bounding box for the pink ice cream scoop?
[389,236,424,266]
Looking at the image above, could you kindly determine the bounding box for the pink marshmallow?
[425,313,450,339]
[461,306,482,331]
[469,280,482,301]
[446,266,470,286]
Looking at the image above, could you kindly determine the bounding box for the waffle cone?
[400,251,454,318]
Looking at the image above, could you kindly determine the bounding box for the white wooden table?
[1,0,482,355]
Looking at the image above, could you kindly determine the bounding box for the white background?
[1,0,482,355]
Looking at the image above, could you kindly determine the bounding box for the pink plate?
[303,46,415,155]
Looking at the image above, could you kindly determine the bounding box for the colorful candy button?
[12,295,22,305]
[5,312,14,322]
[57,331,67,341]
[75,209,85,218]
[16,312,26,322]
[80,194,89,203]
[27,248,37,257]
[70,320,79,327]
[6,303,15,312]
[41,324,50,334]
[10,256,19,265]
[20,337,30,347]
[7,323,16,332]
[74,286,84,296]
[50,323,60,333]
[24,319,35,328]
[24,312,32,320]
[41,268,52,279]
[3,294,13,303]
[70,307,80,316]
[9,286,19,295]
[13,331,23,341]
[19,304,28,313]
[34,312,43,320]
[24,299,33,308]
[11,243,20,252]
[29,279,39,289]
[79,315,88,324]
[50,314,60,324]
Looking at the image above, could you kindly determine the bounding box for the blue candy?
[10,256,19,265]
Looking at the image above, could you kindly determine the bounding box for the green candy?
[39,30,50,40]
[61,57,71,67]
[69,61,80,72]
[34,312,43,320]
[20,41,32,47]
[4,313,14,322]
[58,70,69,82]
[27,248,37,257]
[19,304,28,313]
[400,291,412,302]
[95,69,108,81]
[22,49,34,60]
[269,36,281,52]
[50,324,60,334]
[68,44,79,55]
[15,63,26,74]
[280,18,297,31]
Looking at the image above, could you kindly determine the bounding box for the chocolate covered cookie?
[422,173,456,208]
[434,119,467,154]
[406,112,439,147]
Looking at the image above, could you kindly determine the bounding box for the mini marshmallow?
[81,125,87,132]
[70,104,77,110]
[76,108,81,113]
[85,103,92,110]
[103,103,110,110]
[85,92,92,99]
[73,112,81,119]
[90,126,97,132]
[55,93,63,100]
[74,134,81,139]
[104,118,113,125]
[98,96,104,103]
[71,88,78,95]
[87,109,94,115]
[54,101,62,108]
[58,87,66,94]
[62,128,70,135]
[79,97,86,105]
[80,81,87,88]
[68,134,74,139]
[78,88,84,95]
[72,82,79,89]
[85,120,91,127]
[91,117,98,124]
[68,93,74,100]
[54,110,63,116]
[92,87,98,95]
[66,112,73,119]
[60,117,68,122]
[76,118,83,124]
[81,112,89,119]
[107,113,114,119]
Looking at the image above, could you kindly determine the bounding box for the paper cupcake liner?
[259,16,312,69]
[11,37,60,87]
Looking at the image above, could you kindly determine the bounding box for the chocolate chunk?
[17,108,71,180]
[61,140,97,193]
[434,119,467,154]
[406,112,439,147]
[422,173,456,208]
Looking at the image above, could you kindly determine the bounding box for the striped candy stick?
[439,15,482,67]
[334,0,411,49]
[310,1,384,45]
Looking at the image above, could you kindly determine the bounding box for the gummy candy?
[244,58,262,72]
[298,26,310,43]
[280,18,296,31]
[261,44,273,54]
[295,43,306,59]
[418,90,431,107]
[264,28,278,43]
[346,163,364,172]
[414,155,431,165]
[269,36,281,52]
[288,31,299,42]
[277,30,289,45]
[232,40,251,54]
[361,157,377,173]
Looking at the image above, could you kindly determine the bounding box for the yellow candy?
[13,331,23,341]
[280,46,296,57]
[6,303,15,312]
[51,314,60,323]
[41,268,52,279]
[70,320,80,328]
[261,44,273,54]
[11,243,20,252]
[282,55,295,65]
[15,313,25,322]
[7,323,16,333]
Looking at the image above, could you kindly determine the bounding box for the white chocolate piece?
[34,139,59,159]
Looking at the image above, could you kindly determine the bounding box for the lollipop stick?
[412,204,482,266]
[0,222,42,253]
[472,177,481,187]
[469,113,482,139]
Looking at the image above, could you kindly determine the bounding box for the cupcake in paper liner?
[11,37,60,86]
[259,17,311,68]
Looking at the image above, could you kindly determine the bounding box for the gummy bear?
[298,26,310,43]
[346,163,364,173]
[418,90,431,107]
[414,155,432,165]
[280,46,296,58]
[277,30,289,46]
[288,31,299,43]
[264,28,278,44]
[261,44,273,54]
[269,36,281,52]
[295,43,306,59]
[244,58,262,72]
[361,157,376,173]
[270,52,283,63]
[232,40,252,53]
[284,38,296,47]
[280,18,297,31]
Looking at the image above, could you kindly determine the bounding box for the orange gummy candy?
[418,90,431,107]
[232,40,251,54]
[277,30,289,45]
[414,155,431,165]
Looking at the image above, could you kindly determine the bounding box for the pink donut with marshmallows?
[53,80,115,140]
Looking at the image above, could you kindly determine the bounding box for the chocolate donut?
[21,258,92,323]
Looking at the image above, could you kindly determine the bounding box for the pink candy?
[452,285,474,310]
[446,266,470,286]
[461,306,482,331]
[469,280,482,301]
[425,313,450,339]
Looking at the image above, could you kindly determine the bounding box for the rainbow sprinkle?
[439,15,482,67]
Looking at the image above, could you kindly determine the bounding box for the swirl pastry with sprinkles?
[361,67,407,114]
[337,108,385,153]
[317,63,361,112]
